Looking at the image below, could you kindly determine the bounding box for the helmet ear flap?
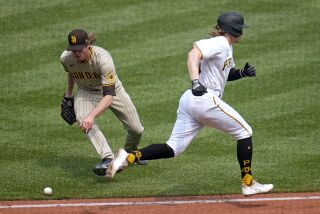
[231,27,243,37]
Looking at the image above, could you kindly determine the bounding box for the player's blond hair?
[87,32,96,45]
[209,25,226,37]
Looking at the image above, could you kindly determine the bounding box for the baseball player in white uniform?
[60,29,146,176]
[107,12,273,196]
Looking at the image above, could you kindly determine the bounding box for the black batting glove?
[191,79,207,96]
[240,62,256,77]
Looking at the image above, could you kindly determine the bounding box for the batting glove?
[240,62,256,77]
[191,79,207,96]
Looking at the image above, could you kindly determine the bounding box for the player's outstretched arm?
[79,95,113,133]
[227,62,256,81]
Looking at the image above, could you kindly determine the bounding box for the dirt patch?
[1,192,319,214]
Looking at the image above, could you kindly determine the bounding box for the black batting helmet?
[217,12,249,37]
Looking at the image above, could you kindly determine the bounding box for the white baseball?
[43,187,53,196]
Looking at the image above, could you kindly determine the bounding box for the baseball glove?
[61,95,76,125]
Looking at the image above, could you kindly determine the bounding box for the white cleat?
[242,180,274,196]
[106,149,128,179]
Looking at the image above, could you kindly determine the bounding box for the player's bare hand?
[79,116,94,133]
[240,62,256,77]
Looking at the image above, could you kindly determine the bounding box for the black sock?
[133,144,174,161]
[237,137,253,178]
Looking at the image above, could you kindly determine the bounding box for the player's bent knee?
[166,141,186,157]
[127,126,144,136]
[136,126,144,135]
[235,126,253,140]
[166,144,175,158]
[245,125,253,137]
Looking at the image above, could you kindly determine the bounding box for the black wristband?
[227,68,242,81]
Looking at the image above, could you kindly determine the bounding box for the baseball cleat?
[134,159,148,165]
[242,180,273,196]
[106,149,128,179]
[93,157,113,176]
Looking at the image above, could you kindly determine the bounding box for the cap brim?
[67,44,86,51]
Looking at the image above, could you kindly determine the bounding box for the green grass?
[0,0,319,200]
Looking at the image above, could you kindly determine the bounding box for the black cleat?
[93,157,112,176]
[134,160,148,165]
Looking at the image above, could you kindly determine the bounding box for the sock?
[237,137,253,185]
[242,174,253,186]
[127,144,174,164]
[124,130,143,152]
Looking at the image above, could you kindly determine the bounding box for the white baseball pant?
[167,89,252,156]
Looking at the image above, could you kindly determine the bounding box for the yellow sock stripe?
[212,96,251,135]
[127,154,136,165]
[242,173,253,186]
[134,151,142,161]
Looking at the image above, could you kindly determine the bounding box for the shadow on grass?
[36,152,106,181]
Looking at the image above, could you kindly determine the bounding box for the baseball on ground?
[43,187,53,196]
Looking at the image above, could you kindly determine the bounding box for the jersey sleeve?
[60,51,69,72]
[195,38,222,60]
[98,49,117,96]
[230,46,236,68]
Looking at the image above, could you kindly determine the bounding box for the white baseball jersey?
[166,36,252,157]
[195,36,235,97]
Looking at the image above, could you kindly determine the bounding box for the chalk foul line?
[1,196,320,209]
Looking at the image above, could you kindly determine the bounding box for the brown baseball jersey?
[60,45,144,159]
[60,45,122,93]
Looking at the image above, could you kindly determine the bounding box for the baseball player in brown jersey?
[60,29,146,176]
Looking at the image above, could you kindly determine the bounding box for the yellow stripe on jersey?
[102,83,115,86]
[212,96,251,135]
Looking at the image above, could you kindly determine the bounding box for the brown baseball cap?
[67,29,89,51]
